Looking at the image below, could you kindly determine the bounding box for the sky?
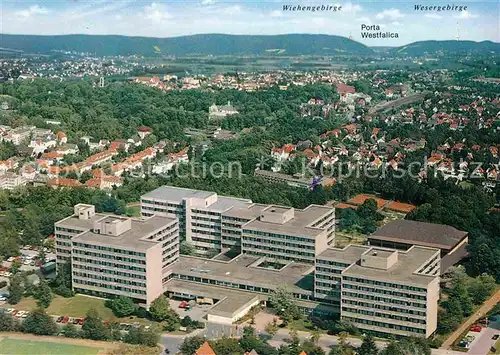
[1,0,499,46]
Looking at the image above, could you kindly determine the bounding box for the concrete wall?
[146,244,164,307]
[426,276,440,338]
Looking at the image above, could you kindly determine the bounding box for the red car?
[470,325,482,332]
[61,316,69,324]
[179,300,188,308]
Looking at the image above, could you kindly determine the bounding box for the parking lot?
[169,298,215,322]
[467,315,500,354]
[1,308,150,334]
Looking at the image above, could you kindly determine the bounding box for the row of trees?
[0,307,160,347]
[438,267,496,334]
[180,326,431,355]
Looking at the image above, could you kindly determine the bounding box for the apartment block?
[316,244,440,338]
[55,204,179,306]
[141,186,335,261]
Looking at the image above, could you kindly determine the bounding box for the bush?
[134,306,148,318]
[0,281,7,288]
[62,323,81,338]
[0,312,20,331]
[106,296,137,317]
[22,308,57,336]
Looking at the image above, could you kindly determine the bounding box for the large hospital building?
[55,186,444,338]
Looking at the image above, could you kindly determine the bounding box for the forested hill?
[391,40,500,56]
[0,33,373,56]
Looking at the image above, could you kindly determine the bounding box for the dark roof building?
[368,220,469,275]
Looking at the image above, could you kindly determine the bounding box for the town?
[0,24,499,355]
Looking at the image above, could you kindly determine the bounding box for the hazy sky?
[1,0,499,45]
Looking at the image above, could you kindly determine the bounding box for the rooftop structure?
[55,204,179,306]
[368,220,469,274]
[141,186,336,260]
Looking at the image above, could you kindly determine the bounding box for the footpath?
[441,289,500,349]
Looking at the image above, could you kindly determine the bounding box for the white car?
[0,296,7,301]
[6,257,15,262]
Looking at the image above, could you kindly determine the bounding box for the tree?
[34,278,53,308]
[468,274,496,304]
[269,285,301,324]
[328,332,355,355]
[106,296,137,317]
[62,322,81,338]
[310,329,321,344]
[22,308,57,336]
[141,324,161,347]
[7,274,23,304]
[211,336,244,355]
[179,336,205,355]
[265,318,279,335]
[358,334,379,355]
[179,240,195,255]
[0,312,19,331]
[52,262,74,297]
[82,308,110,341]
[149,294,171,322]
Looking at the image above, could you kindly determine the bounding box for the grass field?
[2,294,115,319]
[0,337,100,355]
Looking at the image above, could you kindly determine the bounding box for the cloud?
[144,2,172,22]
[356,16,371,23]
[222,5,242,15]
[335,2,362,14]
[270,10,283,18]
[376,9,404,20]
[15,5,49,18]
[391,21,402,26]
[425,13,442,19]
[455,11,478,19]
[201,0,216,5]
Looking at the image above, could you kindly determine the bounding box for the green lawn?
[0,338,99,355]
[3,294,151,324]
[125,205,141,217]
[3,294,115,319]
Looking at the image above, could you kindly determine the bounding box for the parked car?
[0,295,7,301]
[470,325,482,332]
[56,316,64,323]
[78,318,85,325]
[493,334,499,340]
[73,318,80,324]
[61,316,69,324]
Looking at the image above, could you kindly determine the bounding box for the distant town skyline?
[1,0,499,46]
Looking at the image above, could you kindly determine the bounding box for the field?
[3,294,115,319]
[0,336,102,355]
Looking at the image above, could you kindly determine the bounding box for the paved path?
[441,289,500,349]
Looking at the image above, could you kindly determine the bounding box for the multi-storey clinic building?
[55,189,442,338]
[55,204,179,306]
[141,186,336,261]
[316,245,440,338]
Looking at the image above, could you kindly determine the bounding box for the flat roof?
[164,279,260,317]
[142,185,215,202]
[141,186,253,212]
[242,205,334,238]
[206,196,252,213]
[369,220,468,251]
[72,215,177,251]
[343,246,440,286]
[223,204,268,220]
[317,245,370,264]
[170,254,314,294]
[55,213,103,230]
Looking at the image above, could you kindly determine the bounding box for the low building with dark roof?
[367,220,469,274]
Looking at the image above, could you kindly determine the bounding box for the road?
[160,323,466,355]
[441,289,500,349]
